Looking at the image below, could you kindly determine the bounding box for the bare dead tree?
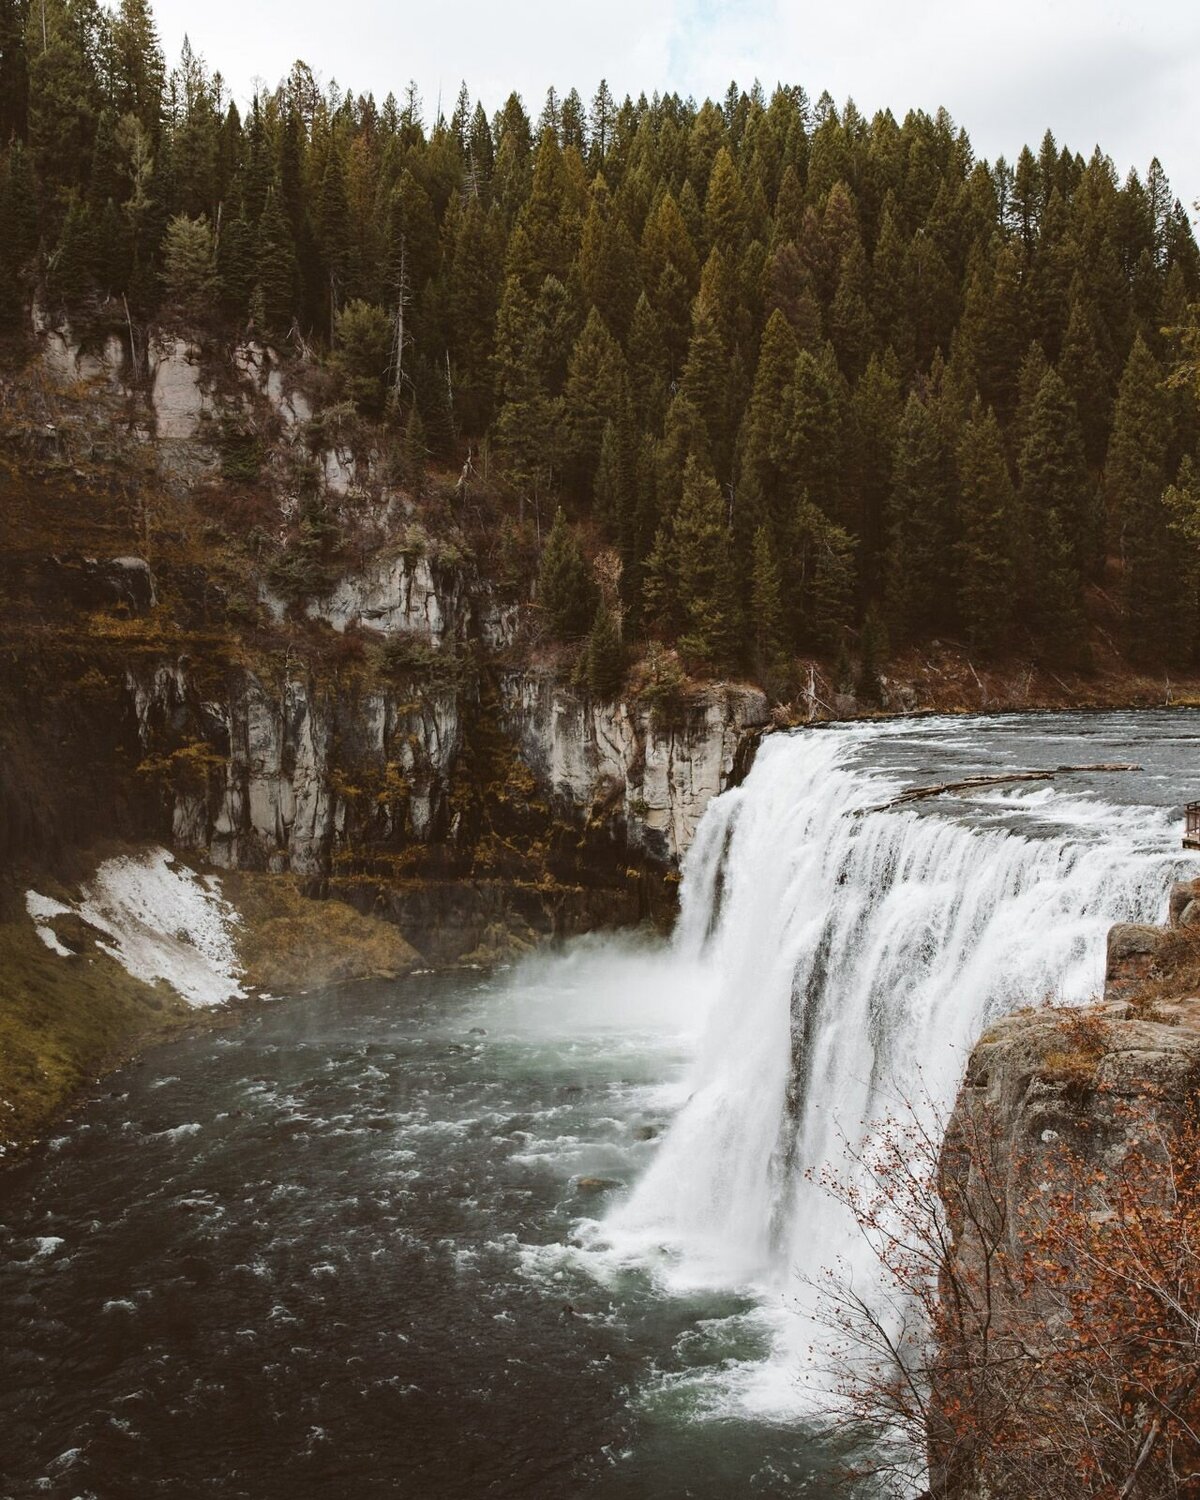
[389,233,410,399]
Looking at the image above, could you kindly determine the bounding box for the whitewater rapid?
[588,718,1190,1411]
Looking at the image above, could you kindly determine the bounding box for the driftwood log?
[855,763,1141,815]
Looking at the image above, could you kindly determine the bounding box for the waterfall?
[603,720,1186,1402]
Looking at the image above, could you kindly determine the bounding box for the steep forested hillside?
[2,0,1200,689]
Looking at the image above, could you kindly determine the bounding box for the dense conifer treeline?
[3,0,1200,677]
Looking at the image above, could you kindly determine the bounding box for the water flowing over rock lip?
[590,713,1197,1418]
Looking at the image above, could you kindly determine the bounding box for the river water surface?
[4,712,1199,1498]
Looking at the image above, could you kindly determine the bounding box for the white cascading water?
[601,721,1188,1410]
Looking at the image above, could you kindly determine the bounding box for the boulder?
[1169,878,1200,926]
[1104,922,1166,1000]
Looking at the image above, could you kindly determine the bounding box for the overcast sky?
[150,0,1200,214]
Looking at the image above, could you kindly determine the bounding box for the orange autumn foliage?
[816,1102,1200,1498]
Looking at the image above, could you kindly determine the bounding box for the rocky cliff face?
[499,669,768,866]
[124,654,767,880]
[1,311,775,989]
[127,661,464,876]
[930,882,1200,1496]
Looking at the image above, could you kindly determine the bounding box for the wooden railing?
[1186,802,1200,849]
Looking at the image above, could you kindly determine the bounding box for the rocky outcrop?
[1103,920,1169,999]
[128,662,462,877]
[305,550,518,649]
[946,1001,1200,1217]
[35,553,156,614]
[150,336,209,439]
[930,880,1200,1496]
[499,669,769,865]
[126,658,767,880]
[16,313,770,905]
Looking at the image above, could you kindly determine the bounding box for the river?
[3,712,1198,1498]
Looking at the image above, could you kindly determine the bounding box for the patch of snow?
[25,891,76,955]
[78,849,245,1008]
[26,892,73,922]
[26,849,245,1009]
[33,925,73,956]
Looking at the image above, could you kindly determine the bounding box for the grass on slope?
[0,910,192,1153]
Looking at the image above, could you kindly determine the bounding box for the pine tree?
[160,212,216,312]
[1058,295,1111,467]
[577,176,639,336]
[641,191,699,305]
[849,351,903,597]
[333,299,393,416]
[671,455,740,668]
[1107,334,1176,659]
[48,194,96,309]
[856,604,888,704]
[115,112,158,308]
[0,140,39,270]
[1020,367,1097,577]
[1018,370,1092,662]
[388,171,439,292]
[110,0,164,132]
[679,296,731,480]
[957,404,1018,655]
[764,240,823,350]
[317,143,353,329]
[447,196,501,433]
[515,128,577,287]
[537,508,596,640]
[588,80,615,168]
[1163,456,1200,665]
[791,498,857,651]
[750,523,787,668]
[735,308,798,539]
[788,348,844,521]
[626,292,670,428]
[829,240,872,380]
[216,212,254,316]
[562,307,627,497]
[979,243,1026,422]
[593,419,628,535]
[884,391,956,641]
[494,274,561,509]
[0,0,28,144]
[585,600,625,698]
[88,108,124,211]
[560,89,587,154]
[26,0,104,195]
[1012,340,1051,458]
[704,146,748,257]
[254,191,298,336]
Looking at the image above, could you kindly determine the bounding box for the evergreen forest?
[3,0,1200,686]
